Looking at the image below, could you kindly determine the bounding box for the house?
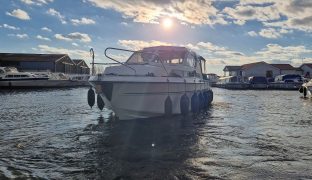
[300,63,312,78]
[270,64,298,75]
[0,53,89,74]
[241,61,280,79]
[223,66,242,77]
[73,59,90,74]
[222,61,304,82]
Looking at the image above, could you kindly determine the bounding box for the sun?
[162,18,173,29]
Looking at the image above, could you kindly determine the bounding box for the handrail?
[104,47,137,75]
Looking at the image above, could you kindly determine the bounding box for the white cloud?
[3,24,20,30]
[87,0,227,25]
[9,33,29,39]
[256,44,312,62]
[259,28,281,39]
[55,34,72,41]
[118,40,173,50]
[21,0,53,6]
[37,45,90,59]
[6,9,30,20]
[224,1,312,32]
[247,31,258,37]
[72,42,79,47]
[258,28,293,39]
[71,17,95,25]
[223,4,280,25]
[67,32,92,42]
[36,35,51,41]
[41,27,52,32]
[55,32,92,43]
[120,22,128,26]
[46,8,66,24]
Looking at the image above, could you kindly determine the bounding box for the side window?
[0,70,4,74]
[186,53,195,67]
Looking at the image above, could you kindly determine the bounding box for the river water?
[0,87,312,179]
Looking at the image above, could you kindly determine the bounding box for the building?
[73,59,90,74]
[300,64,312,78]
[241,61,280,78]
[0,53,90,74]
[222,61,304,82]
[270,64,298,75]
[223,66,242,76]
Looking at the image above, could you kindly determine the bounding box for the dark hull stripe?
[123,90,209,95]
[0,78,49,81]
[91,81,207,84]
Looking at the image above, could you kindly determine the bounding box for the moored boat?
[0,67,89,88]
[88,46,213,120]
[299,80,312,97]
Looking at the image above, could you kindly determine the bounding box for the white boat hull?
[89,77,211,120]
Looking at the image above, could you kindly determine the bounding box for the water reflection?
[85,111,212,179]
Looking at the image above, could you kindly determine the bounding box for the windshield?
[126,50,186,64]
[4,67,18,73]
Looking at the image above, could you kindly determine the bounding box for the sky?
[1,0,312,75]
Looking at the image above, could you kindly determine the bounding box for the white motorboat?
[88,46,213,120]
[0,67,49,87]
[299,80,312,97]
[0,67,89,88]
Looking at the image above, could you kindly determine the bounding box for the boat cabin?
[111,46,206,78]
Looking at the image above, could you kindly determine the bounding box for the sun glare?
[162,18,173,29]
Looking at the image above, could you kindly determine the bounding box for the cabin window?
[186,53,195,67]
[195,58,202,77]
[6,75,14,78]
[128,52,145,64]
[0,70,4,74]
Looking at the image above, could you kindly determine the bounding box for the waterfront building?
[300,64,312,78]
[270,64,299,75]
[0,53,89,74]
[73,59,90,74]
[222,61,304,82]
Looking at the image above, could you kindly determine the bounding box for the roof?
[72,59,89,68]
[0,53,68,62]
[270,64,296,70]
[301,63,312,69]
[73,59,84,65]
[223,66,241,71]
[241,61,267,70]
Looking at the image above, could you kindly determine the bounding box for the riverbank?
[214,82,302,90]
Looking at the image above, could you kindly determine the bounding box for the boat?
[68,74,90,86]
[203,73,219,87]
[88,46,213,120]
[299,79,312,97]
[0,67,89,88]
